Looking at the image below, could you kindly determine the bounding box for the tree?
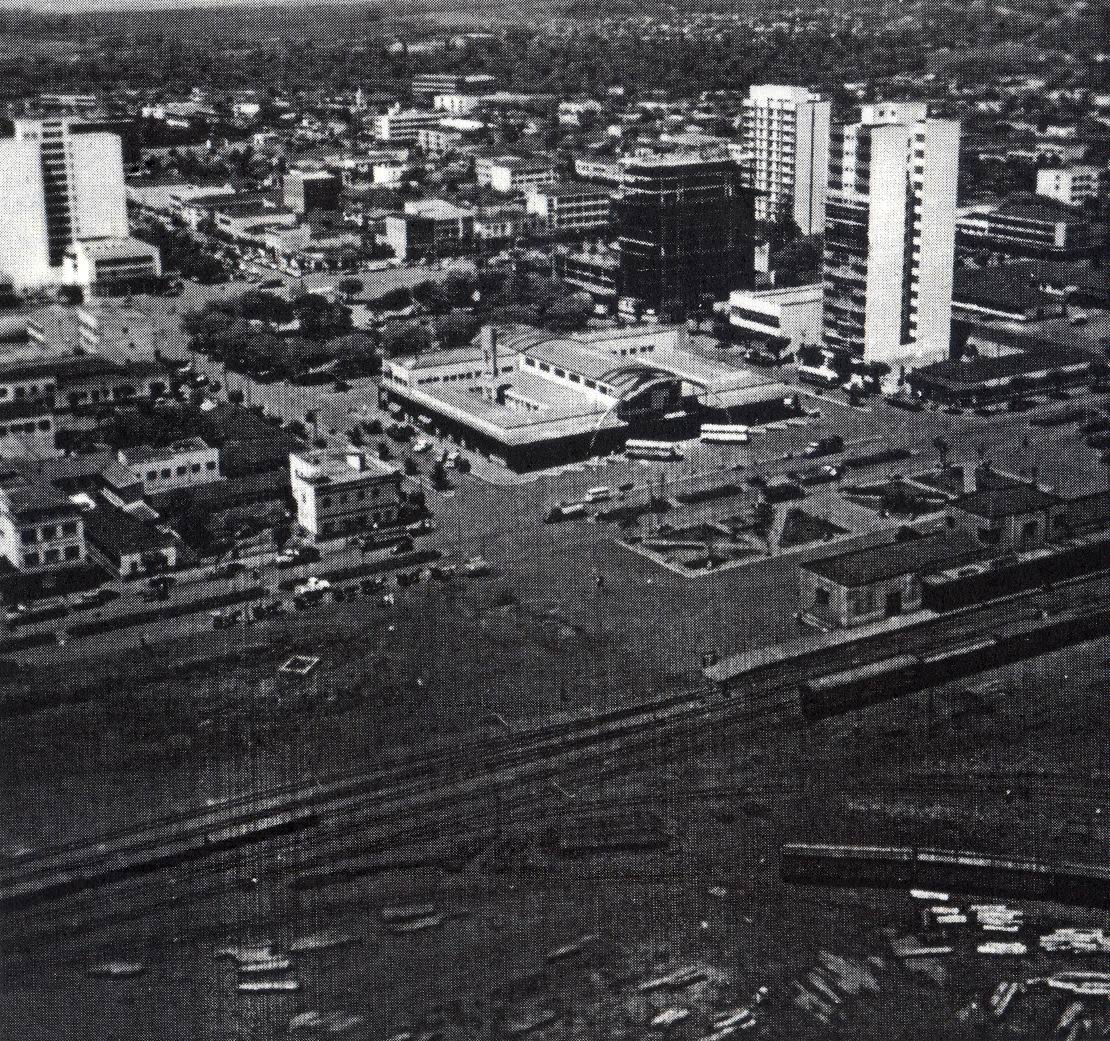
[335,277,364,299]
[772,234,822,288]
[383,323,432,358]
[797,343,824,368]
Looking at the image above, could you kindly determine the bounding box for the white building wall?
[861,124,911,365]
[908,119,959,364]
[0,140,53,289]
[70,134,129,241]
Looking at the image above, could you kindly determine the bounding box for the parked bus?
[700,424,750,444]
[797,363,840,388]
[585,486,613,503]
[625,439,683,460]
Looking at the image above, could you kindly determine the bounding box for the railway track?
[1,569,1107,964]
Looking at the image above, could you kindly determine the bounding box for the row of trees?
[183,291,380,382]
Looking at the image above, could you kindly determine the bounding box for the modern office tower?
[0,118,129,290]
[741,85,830,234]
[614,153,755,313]
[283,169,342,214]
[821,102,959,366]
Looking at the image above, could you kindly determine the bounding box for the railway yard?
[1,388,1109,1039]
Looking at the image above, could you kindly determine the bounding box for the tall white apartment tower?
[821,102,959,367]
[741,85,831,235]
[0,118,128,289]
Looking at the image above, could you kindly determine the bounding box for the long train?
[782,843,1110,908]
[798,604,1110,720]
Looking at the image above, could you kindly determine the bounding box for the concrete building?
[740,85,830,234]
[0,118,129,289]
[289,448,401,542]
[411,73,495,100]
[0,397,57,458]
[118,438,221,495]
[0,477,86,572]
[614,152,755,313]
[956,195,1094,259]
[725,283,823,354]
[822,103,960,366]
[380,324,788,470]
[1036,166,1102,208]
[798,531,982,628]
[62,237,162,294]
[433,93,482,116]
[283,169,342,214]
[947,484,1063,551]
[526,184,611,233]
[373,108,444,143]
[485,156,559,195]
[384,199,475,260]
[82,495,179,577]
[572,155,623,184]
[553,244,620,303]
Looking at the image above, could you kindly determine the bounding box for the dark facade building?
[283,170,342,215]
[614,154,754,313]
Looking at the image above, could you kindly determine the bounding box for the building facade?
[373,108,444,143]
[384,200,475,260]
[526,184,611,233]
[614,153,755,313]
[956,197,1093,259]
[725,283,823,353]
[119,438,221,495]
[1036,166,1102,208]
[62,237,162,294]
[283,170,342,214]
[0,479,86,572]
[740,85,830,234]
[822,103,960,366]
[0,118,130,289]
[289,449,401,542]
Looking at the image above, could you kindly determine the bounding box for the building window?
[205,461,217,470]
[64,545,80,561]
[192,464,201,473]
[176,466,187,476]
[147,471,157,481]
[0,388,7,398]
[23,552,39,568]
[62,522,77,536]
[160,468,171,479]
[21,529,36,545]
[321,496,332,508]
[38,420,51,431]
[43,548,60,564]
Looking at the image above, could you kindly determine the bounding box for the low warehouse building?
[799,531,984,629]
[947,484,1063,551]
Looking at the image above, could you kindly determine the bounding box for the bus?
[700,424,750,444]
[625,439,684,460]
[585,486,613,503]
[797,363,840,388]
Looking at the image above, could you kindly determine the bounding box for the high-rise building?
[821,103,959,366]
[614,153,755,313]
[0,118,129,290]
[741,85,830,235]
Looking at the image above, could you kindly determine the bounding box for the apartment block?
[822,103,959,366]
[741,85,830,234]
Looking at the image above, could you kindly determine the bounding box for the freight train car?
[782,844,1110,908]
[799,604,1109,720]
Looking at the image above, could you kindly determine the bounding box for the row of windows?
[0,420,52,436]
[318,485,385,509]
[143,460,217,481]
[0,383,55,399]
[319,509,395,537]
[21,521,79,544]
[23,544,82,568]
